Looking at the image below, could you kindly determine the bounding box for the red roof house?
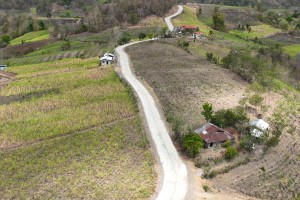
[181,25,199,32]
[194,123,235,148]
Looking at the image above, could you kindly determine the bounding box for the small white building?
[0,65,7,71]
[100,53,114,66]
[249,119,269,137]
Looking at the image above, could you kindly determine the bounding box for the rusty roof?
[195,123,235,143]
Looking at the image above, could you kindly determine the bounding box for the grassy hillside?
[9,30,50,46]
[173,6,211,34]
[229,24,281,39]
[0,58,155,199]
[283,44,300,58]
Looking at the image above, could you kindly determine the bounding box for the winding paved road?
[115,6,187,200]
[165,5,183,31]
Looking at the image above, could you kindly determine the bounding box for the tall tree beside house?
[212,7,226,32]
[201,102,213,122]
[182,133,203,158]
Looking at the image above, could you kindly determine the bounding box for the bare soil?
[2,38,57,59]
[126,39,247,133]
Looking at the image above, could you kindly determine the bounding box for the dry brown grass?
[126,39,247,133]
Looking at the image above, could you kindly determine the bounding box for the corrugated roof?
[182,25,199,29]
[195,123,235,143]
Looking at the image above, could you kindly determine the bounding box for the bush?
[203,185,210,192]
[222,140,231,148]
[182,133,203,158]
[118,32,131,45]
[138,32,146,40]
[211,107,248,128]
[61,42,71,51]
[225,146,238,160]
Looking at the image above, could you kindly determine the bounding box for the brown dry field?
[126,39,247,133]
[127,39,300,200]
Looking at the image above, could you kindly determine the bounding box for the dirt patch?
[2,39,57,59]
[267,32,300,44]
[126,39,247,133]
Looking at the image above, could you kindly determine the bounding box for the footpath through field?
[115,5,187,200]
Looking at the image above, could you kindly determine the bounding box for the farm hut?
[249,119,269,138]
[0,65,7,71]
[194,123,235,148]
[99,53,115,66]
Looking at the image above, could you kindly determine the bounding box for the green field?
[0,58,155,199]
[9,30,50,46]
[229,24,281,40]
[283,44,300,58]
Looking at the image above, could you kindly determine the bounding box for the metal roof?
[195,123,235,143]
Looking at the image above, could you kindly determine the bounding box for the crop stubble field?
[126,39,247,134]
[0,58,155,199]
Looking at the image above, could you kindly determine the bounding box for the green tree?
[39,21,45,30]
[201,102,213,122]
[28,22,34,31]
[182,133,203,158]
[212,7,226,32]
[2,35,10,44]
[138,32,146,40]
[118,32,131,45]
[225,146,238,160]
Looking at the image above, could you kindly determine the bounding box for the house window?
[210,143,213,147]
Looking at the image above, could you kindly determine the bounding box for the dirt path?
[0,71,14,88]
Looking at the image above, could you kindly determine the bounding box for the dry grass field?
[126,39,247,134]
[0,58,155,199]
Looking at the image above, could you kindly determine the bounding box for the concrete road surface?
[115,41,188,200]
[115,5,187,200]
[164,5,184,31]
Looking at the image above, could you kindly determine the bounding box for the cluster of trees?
[201,103,249,129]
[85,0,176,32]
[222,45,300,89]
[190,0,299,8]
[237,24,251,32]
[212,7,226,32]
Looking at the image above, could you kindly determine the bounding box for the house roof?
[249,119,269,137]
[181,25,199,29]
[100,56,113,61]
[104,53,114,58]
[195,123,235,143]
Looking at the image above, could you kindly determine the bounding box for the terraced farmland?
[0,58,155,199]
[9,30,50,46]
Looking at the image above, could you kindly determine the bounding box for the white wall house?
[249,119,269,137]
[100,53,114,66]
[0,65,7,71]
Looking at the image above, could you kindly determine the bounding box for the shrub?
[61,42,71,51]
[203,185,210,192]
[222,140,231,148]
[1,35,10,44]
[211,107,248,128]
[225,146,238,160]
[118,32,131,45]
[138,32,146,40]
[182,133,203,158]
